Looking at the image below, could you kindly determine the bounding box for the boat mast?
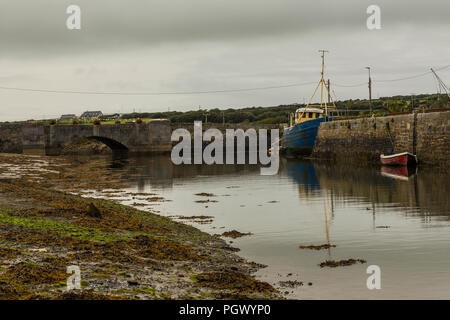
[306,50,338,117]
[319,50,328,116]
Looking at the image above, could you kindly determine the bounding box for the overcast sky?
[0,0,449,121]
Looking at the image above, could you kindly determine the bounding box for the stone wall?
[416,112,450,166]
[0,124,23,153]
[22,124,46,154]
[171,123,283,135]
[148,120,173,152]
[0,120,172,155]
[170,123,282,148]
[312,110,450,166]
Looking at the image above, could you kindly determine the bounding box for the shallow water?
[88,155,450,299]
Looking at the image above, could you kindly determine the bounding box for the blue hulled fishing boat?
[282,107,330,155]
[281,50,337,156]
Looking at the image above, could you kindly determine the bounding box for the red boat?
[380,152,417,166]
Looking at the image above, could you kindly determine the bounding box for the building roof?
[80,111,103,118]
[60,114,77,119]
[295,107,324,114]
[101,113,121,118]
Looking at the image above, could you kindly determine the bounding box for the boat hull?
[380,152,417,166]
[282,118,329,156]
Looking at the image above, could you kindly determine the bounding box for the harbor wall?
[312,110,450,166]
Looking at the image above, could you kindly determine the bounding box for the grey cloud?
[0,0,449,121]
[0,0,449,58]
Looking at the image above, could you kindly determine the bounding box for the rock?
[127,280,139,286]
[87,203,102,218]
[278,280,303,288]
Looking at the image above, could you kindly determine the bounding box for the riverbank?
[0,154,278,300]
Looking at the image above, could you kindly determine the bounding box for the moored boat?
[282,107,330,156]
[380,152,417,166]
[281,50,337,157]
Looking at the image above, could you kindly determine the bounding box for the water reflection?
[107,154,449,221]
[380,166,417,181]
[91,154,450,299]
[312,162,449,220]
[285,159,321,196]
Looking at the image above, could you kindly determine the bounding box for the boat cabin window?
[294,109,324,123]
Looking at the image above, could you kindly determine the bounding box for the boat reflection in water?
[284,159,321,195]
[381,165,418,181]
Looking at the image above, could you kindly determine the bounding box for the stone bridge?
[0,120,172,155]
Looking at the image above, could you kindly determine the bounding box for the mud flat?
[0,154,278,300]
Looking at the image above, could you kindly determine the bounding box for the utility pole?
[222,111,225,125]
[366,67,372,115]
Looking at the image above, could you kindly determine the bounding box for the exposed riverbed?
[1,153,449,299]
[0,154,278,300]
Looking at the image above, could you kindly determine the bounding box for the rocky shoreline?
[0,154,279,300]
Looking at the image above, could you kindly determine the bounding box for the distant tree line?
[119,93,450,124]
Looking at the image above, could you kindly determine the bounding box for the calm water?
[88,155,450,299]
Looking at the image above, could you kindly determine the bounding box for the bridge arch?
[85,136,129,151]
[58,136,129,155]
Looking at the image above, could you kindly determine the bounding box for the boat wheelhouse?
[290,107,325,126]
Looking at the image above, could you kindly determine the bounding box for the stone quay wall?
[312,110,450,166]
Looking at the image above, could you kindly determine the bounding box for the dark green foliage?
[121,105,299,124]
[119,93,449,124]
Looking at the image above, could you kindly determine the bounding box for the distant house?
[60,114,77,120]
[80,111,103,120]
[100,113,121,121]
